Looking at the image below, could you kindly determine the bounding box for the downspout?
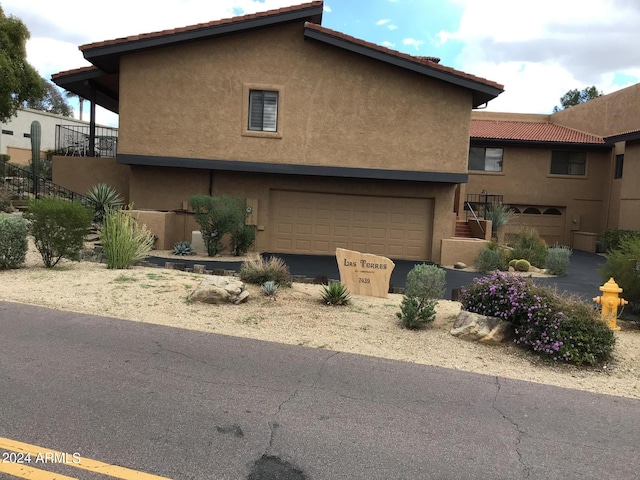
[88,82,96,157]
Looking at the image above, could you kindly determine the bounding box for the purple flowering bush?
[459,272,615,365]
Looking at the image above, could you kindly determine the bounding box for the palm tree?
[65,91,85,120]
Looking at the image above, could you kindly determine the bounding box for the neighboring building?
[51,1,503,262]
[0,108,92,165]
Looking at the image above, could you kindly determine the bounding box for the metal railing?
[464,201,484,235]
[0,158,94,207]
[465,193,504,217]
[55,124,118,157]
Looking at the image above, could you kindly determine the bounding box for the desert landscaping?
[0,240,638,400]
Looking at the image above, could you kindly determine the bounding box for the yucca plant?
[261,280,279,297]
[86,183,124,224]
[100,207,155,269]
[320,282,351,306]
[484,204,515,237]
[172,241,195,256]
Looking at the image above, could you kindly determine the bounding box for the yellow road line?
[0,461,77,479]
[0,437,171,480]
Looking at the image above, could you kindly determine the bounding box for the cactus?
[508,259,518,269]
[30,121,41,178]
[172,241,195,256]
[515,259,531,272]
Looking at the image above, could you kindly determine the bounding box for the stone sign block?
[336,248,395,298]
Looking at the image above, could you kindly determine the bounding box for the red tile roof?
[471,120,605,144]
[51,65,98,80]
[79,1,323,51]
[304,23,503,91]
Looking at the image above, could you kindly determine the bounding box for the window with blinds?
[248,90,278,132]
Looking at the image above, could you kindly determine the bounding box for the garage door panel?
[269,190,432,260]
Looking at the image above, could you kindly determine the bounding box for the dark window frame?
[615,154,624,179]
[550,150,586,176]
[248,89,278,132]
[468,146,504,172]
[1,129,13,135]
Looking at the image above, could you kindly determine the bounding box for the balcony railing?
[465,193,504,220]
[55,124,118,157]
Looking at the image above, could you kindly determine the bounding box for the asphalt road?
[0,301,638,479]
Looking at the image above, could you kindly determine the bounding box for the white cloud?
[323,5,332,12]
[388,24,398,30]
[376,19,390,26]
[381,41,396,48]
[403,38,425,50]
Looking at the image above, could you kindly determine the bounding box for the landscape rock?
[454,262,467,269]
[450,310,514,344]
[188,275,249,305]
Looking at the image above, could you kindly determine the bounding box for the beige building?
[52,1,503,262]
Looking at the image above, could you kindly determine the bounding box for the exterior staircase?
[454,220,474,238]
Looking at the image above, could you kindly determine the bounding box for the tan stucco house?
[51,1,504,262]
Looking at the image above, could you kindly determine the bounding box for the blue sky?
[4,0,640,126]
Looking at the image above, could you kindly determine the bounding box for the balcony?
[55,125,118,157]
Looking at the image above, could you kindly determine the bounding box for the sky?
[3,0,640,127]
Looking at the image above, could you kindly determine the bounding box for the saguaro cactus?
[30,120,41,178]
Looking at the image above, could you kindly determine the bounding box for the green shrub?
[100,208,155,269]
[26,197,93,268]
[601,228,640,252]
[0,186,14,213]
[600,236,640,313]
[189,195,248,256]
[514,259,530,272]
[0,215,28,269]
[261,280,279,297]
[509,228,548,267]
[231,225,256,256]
[460,272,615,365]
[404,263,446,299]
[172,241,194,256]
[474,247,502,273]
[484,204,515,235]
[240,256,291,286]
[320,282,351,306]
[396,264,443,329]
[546,246,572,275]
[86,183,124,224]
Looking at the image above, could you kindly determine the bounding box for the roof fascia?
[470,138,610,150]
[303,27,502,108]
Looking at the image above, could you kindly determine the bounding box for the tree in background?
[553,86,602,112]
[65,91,85,120]
[0,6,46,122]
[24,80,73,116]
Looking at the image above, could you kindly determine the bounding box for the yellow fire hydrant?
[593,277,628,331]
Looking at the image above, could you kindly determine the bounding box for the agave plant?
[320,282,351,306]
[172,241,195,256]
[86,183,124,224]
[261,280,279,297]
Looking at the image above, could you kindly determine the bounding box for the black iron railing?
[0,159,94,207]
[55,124,118,157]
[465,193,504,220]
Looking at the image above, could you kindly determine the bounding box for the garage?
[269,190,433,260]
[504,205,566,246]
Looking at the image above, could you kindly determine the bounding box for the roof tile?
[471,120,605,144]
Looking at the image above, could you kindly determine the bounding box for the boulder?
[450,310,514,344]
[454,262,467,269]
[188,275,249,305]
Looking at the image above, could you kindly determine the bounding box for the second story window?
[248,90,278,132]
[468,147,503,172]
[615,154,624,179]
[550,151,586,175]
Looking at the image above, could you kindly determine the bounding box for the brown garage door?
[269,190,433,260]
[503,206,566,246]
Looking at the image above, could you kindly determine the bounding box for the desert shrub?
[231,225,256,256]
[601,228,640,252]
[100,208,155,269]
[240,256,291,286]
[0,186,14,213]
[0,215,28,269]
[509,228,548,267]
[546,246,572,275]
[484,204,515,236]
[261,280,279,297]
[600,236,640,313]
[514,259,530,272]
[86,183,124,224]
[320,282,351,306]
[189,195,248,256]
[26,197,93,268]
[460,272,615,365]
[474,247,502,273]
[396,263,443,329]
[172,241,194,256]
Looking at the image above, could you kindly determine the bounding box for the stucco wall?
[129,165,454,262]
[616,141,640,230]
[118,23,473,175]
[550,83,640,137]
[52,156,131,203]
[466,146,611,243]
